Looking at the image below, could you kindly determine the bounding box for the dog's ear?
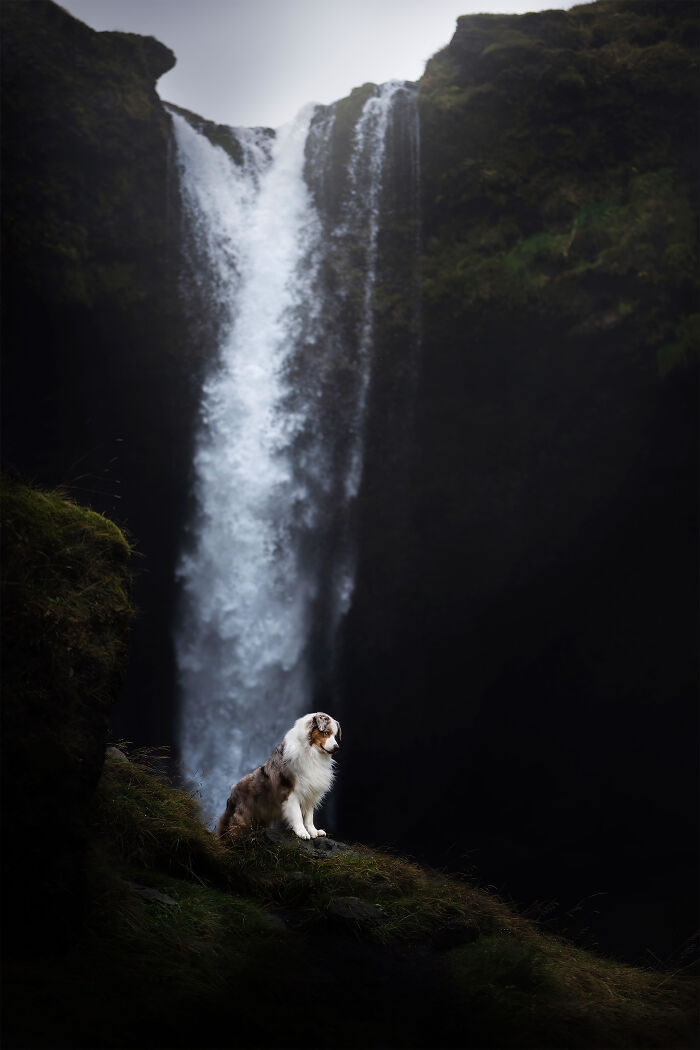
[336,721,342,742]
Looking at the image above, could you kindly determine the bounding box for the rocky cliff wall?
[1,0,197,747]
[338,0,699,962]
[1,474,133,952]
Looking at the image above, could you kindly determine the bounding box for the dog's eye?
[323,729,331,736]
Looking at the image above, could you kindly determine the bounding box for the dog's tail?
[216,795,245,840]
[216,801,233,839]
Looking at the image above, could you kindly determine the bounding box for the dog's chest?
[291,754,333,807]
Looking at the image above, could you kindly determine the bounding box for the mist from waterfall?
[171,84,417,824]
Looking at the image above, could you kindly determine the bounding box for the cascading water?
[171,83,418,824]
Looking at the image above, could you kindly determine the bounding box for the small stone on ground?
[126,882,177,907]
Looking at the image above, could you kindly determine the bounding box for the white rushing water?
[171,84,415,824]
[343,82,403,503]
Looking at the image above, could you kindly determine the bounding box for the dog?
[216,712,341,840]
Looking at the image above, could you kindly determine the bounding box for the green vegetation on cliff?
[419,0,699,378]
[1,474,132,951]
[1,474,132,731]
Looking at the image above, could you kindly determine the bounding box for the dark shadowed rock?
[105,745,129,763]
[127,882,177,907]
[264,826,353,858]
[325,896,386,930]
[101,31,175,80]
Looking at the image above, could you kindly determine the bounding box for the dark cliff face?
[338,0,699,962]
[1,0,194,747]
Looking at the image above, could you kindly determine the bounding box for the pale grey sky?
[60,0,578,128]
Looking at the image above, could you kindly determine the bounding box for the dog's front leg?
[281,795,310,839]
[301,806,325,839]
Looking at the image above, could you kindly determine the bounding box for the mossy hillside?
[418,1,699,374]
[95,751,524,944]
[6,749,696,1049]
[93,748,231,887]
[413,0,699,573]
[1,474,133,949]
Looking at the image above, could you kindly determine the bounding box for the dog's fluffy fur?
[216,712,341,840]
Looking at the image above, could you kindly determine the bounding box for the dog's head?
[307,712,341,756]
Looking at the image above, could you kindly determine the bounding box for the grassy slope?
[6,750,697,1049]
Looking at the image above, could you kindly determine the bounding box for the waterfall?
[171,83,418,825]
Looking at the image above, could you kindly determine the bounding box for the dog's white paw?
[294,828,311,840]
[316,829,326,837]
[306,828,319,838]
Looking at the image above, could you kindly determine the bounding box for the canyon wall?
[339,0,698,960]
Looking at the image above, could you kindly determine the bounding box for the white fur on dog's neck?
[283,715,336,811]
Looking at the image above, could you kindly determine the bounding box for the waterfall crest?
[171,84,418,823]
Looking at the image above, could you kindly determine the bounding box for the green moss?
[418,0,699,363]
[1,474,132,759]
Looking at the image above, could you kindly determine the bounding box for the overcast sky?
[60,0,577,128]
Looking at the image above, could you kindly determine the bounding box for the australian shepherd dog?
[216,712,341,840]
